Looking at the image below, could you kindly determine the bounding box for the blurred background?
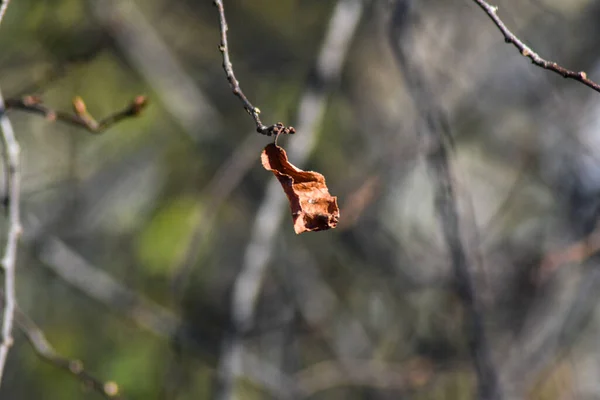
[0,0,599,398]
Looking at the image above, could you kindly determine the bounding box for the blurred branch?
[16,308,123,399]
[481,157,533,248]
[90,1,221,143]
[241,349,300,399]
[0,88,22,385]
[213,0,295,137]
[283,242,373,358]
[214,1,363,399]
[472,0,600,94]
[25,219,294,398]
[0,0,10,27]
[499,265,600,397]
[37,241,296,398]
[170,133,263,297]
[33,234,179,339]
[337,175,381,230]
[389,2,501,399]
[5,95,148,133]
[295,358,434,397]
[538,226,600,282]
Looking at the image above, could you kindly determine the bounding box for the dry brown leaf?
[261,143,339,234]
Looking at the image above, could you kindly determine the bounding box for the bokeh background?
[0,0,599,398]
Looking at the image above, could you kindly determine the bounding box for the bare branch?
[5,95,148,133]
[472,0,600,94]
[0,1,142,383]
[15,308,123,399]
[213,0,295,136]
[0,87,22,385]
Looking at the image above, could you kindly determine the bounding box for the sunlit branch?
[472,0,600,94]
[5,95,148,133]
[0,87,21,386]
[0,0,11,28]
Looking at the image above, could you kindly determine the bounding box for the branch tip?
[72,96,87,116]
[473,0,600,94]
[5,95,148,133]
[259,122,296,137]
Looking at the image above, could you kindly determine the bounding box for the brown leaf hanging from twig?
[261,143,339,234]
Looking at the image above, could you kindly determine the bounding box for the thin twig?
[0,87,21,385]
[472,0,600,94]
[5,95,148,133]
[0,0,11,28]
[15,307,123,399]
[213,0,295,136]
[389,3,501,399]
